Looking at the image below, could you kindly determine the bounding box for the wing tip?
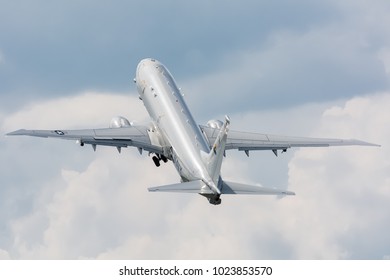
[6,129,28,136]
[349,139,381,147]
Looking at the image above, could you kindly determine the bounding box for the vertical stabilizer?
[204,116,230,183]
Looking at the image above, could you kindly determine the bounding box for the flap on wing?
[221,180,295,196]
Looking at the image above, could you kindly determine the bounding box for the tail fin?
[203,115,230,183]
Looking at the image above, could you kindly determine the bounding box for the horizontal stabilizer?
[221,180,295,196]
[148,180,213,194]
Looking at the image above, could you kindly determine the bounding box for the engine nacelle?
[207,119,223,129]
[110,116,132,128]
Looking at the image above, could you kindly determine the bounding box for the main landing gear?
[152,154,168,167]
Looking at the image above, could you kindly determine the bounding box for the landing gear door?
[147,125,171,156]
[147,127,163,147]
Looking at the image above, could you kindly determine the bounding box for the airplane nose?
[136,59,148,81]
[136,60,145,74]
[136,58,156,75]
[138,58,157,67]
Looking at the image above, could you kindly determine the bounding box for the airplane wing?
[200,125,380,156]
[7,126,164,154]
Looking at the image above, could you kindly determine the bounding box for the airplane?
[7,58,380,205]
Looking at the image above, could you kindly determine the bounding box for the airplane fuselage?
[136,58,216,189]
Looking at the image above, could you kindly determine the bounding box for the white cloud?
[283,93,389,259]
[2,91,148,132]
[2,91,388,259]
[0,249,10,260]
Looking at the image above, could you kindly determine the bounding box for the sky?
[0,0,389,259]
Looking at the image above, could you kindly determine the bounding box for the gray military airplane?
[7,58,380,205]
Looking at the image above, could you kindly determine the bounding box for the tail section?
[203,115,230,183]
[148,116,295,205]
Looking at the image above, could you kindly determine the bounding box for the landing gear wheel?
[160,155,168,163]
[152,156,160,167]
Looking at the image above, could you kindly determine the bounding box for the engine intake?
[110,116,132,128]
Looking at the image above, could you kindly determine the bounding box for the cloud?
[1,91,388,259]
[378,48,390,77]
[0,249,10,260]
[283,93,389,259]
[185,23,389,116]
[2,91,147,131]
[2,0,390,112]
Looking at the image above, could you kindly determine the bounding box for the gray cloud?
[2,0,385,109]
[185,24,389,115]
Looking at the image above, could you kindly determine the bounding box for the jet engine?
[206,119,223,129]
[109,116,132,128]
